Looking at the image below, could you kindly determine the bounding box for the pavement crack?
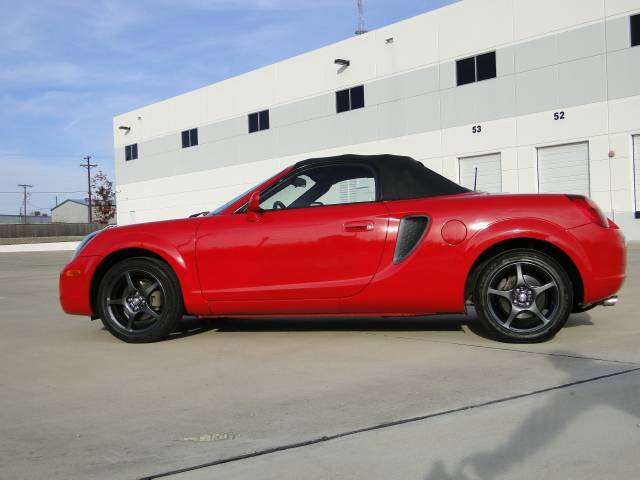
[139,366,640,479]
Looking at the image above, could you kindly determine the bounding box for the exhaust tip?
[601,296,618,307]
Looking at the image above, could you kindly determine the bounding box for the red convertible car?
[60,154,625,343]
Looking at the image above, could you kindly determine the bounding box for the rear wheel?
[474,249,573,343]
[97,257,183,343]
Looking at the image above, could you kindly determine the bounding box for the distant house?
[51,199,116,224]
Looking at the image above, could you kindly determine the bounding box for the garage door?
[634,135,640,212]
[537,142,590,196]
[459,153,502,193]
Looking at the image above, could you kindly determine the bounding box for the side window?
[316,177,376,205]
[260,174,316,210]
[259,164,377,211]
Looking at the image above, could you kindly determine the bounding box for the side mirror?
[247,191,262,214]
[292,176,307,188]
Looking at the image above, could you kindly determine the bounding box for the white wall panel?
[606,0,640,16]
[609,95,640,133]
[557,22,606,63]
[437,0,514,60]
[514,0,603,41]
[374,16,440,77]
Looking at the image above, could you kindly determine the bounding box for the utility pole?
[17,184,33,224]
[80,155,98,223]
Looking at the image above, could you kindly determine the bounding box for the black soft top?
[293,154,469,201]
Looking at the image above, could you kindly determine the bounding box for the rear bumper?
[566,223,626,305]
[59,255,102,316]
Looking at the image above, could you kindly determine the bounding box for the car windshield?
[208,185,258,215]
[208,168,289,215]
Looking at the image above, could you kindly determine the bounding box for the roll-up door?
[459,153,502,193]
[537,142,589,196]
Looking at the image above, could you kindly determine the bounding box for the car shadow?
[165,311,593,341]
[564,312,594,328]
[170,315,466,336]
[422,350,638,480]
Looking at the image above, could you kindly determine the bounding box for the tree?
[91,171,116,224]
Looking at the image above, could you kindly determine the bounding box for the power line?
[27,201,51,212]
[0,153,112,159]
[0,190,87,194]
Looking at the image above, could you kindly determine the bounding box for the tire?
[473,249,573,343]
[96,257,184,343]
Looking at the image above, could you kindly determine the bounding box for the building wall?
[52,202,90,223]
[113,0,640,239]
[51,202,117,224]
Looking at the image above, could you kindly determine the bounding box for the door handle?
[343,221,374,232]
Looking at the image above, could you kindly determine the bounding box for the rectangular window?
[476,51,497,81]
[350,85,365,110]
[259,110,269,131]
[248,112,259,133]
[336,89,351,113]
[248,110,270,133]
[456,56,476,86]
[336,85,365,113]
[632,13,640,47]
[456,51,497,86]
[125,143,138,161]
[181,128,198,148]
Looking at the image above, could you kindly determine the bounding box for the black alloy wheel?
[474,249,573,343]
[97,257,183,343]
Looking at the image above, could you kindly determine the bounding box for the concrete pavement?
[0,241,79,252]
[0,247,638,479]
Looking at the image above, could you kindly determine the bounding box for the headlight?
[72,230,102,259]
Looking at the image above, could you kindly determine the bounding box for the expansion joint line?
[364,332,640,367]
[140,366,640,479]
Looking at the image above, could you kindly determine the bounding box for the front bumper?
[59,255,102,316]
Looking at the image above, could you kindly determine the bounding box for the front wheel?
[473,249,573,343]
[97,257,184,343]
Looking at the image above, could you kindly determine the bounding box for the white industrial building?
[113,0,640,240]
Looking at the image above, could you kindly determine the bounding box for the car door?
[195,162,389,302]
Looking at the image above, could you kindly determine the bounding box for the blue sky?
[0,0,456,215]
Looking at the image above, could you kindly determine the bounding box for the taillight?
[566,195,609,228]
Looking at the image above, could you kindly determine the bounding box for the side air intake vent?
[393,216,429,264]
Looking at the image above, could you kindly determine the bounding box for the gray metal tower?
[355,0,368,35]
